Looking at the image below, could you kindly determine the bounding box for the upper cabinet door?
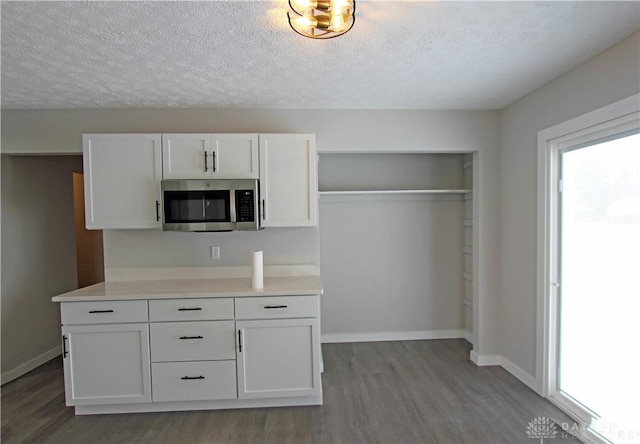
[213,134,259,179]
[162,134,259,179]
[83,134,162,230]
[162,134,212,179]
[259,134,318,227]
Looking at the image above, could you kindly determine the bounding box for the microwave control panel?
[236,190,255,222]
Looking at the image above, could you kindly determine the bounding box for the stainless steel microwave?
[161,179,260,232]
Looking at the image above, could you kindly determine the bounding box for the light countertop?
[51,275,323,302]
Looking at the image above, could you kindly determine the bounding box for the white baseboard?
[461,330,473,344]
[500,356,538,393]
[321,329,467,343]
[470,351,538,394]
[1,345,61,385]
[469,351,501,366]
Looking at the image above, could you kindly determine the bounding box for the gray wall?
[0,108,501,378]
[1,155,82,379]
[499,31,640,378]
[1,109,499,155]
[103,228,319,269]
[320,195,465,338]
[319,153,467,338]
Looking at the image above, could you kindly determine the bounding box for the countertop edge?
[51,276,323,303]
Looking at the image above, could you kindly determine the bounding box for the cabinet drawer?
[150,321,235,362]
[151,361,237,402]
[149,298,234,322]
[235,295,319,320]
[61,300,148,325]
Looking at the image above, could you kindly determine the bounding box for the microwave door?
[203,194,230,222]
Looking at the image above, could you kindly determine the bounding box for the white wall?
[1,155,82,382]
[499,31,640,379]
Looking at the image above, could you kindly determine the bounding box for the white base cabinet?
[58,294,322,415]
[237,318,320,399]
[62,323,152,406]
[151,361,237,402]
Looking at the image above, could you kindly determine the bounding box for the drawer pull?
[181,375,205,380]
[264,305,287,309]
[178,307,202,311]
[179,335,204,340]
[88,309,114,314]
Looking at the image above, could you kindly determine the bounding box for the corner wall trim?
[470,351,538,393]
[1,345,62,385]
[321,330,467,344]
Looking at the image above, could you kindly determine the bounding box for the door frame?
[536,94,639,430]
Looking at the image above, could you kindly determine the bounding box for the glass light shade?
[287,0,355,39]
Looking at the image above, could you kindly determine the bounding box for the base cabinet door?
[62,323,151,406]
[236,318,320,399]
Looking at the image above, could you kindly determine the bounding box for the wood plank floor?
[2,339,581,444]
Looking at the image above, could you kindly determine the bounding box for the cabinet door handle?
[89,309,114,314]
[212,151,217,172]
[178,307,202,311]
[238,329,242,353]
[204,151,208,173]
[179,335,203,340]
[262,199,266,220]
[62,335,68,358]
[181,376,205,380]
[155,200,160,222]
[264,305,287,309]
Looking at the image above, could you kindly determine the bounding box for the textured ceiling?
[1,1,639,110]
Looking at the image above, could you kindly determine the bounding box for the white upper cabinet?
[259,134,318,227]
[162,134,259,179]
[214,134,259,179]
[83,134,162,230]
[161,134,211,179]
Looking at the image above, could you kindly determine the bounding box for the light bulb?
[290,0,317,12]
[330,0,352,10]
[292,14,318,29]
[330,12,345,32]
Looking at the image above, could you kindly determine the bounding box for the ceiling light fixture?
[287,0,356,39]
